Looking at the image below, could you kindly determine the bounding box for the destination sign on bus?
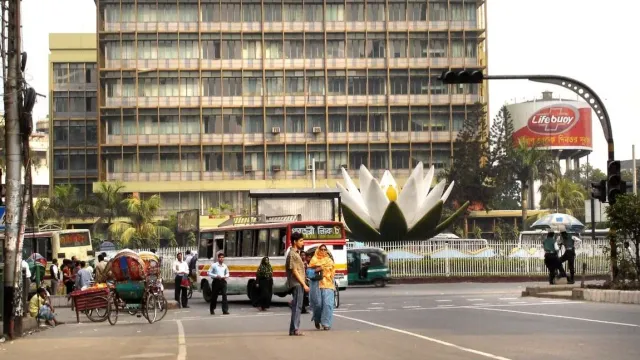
[60,232,90,248]
[291,225,343,240]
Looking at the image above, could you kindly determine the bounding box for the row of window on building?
[96,105,473,134]
[102,32,477,60]
[53,143,450,174]
[52,63,97,85]
[97,72,478,98]
[102,2,478,25]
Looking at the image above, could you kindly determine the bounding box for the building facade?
[49,33,98,199]
[95,0,488,215]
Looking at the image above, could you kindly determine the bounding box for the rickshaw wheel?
[86,296,109,322]
[373,279,386,288]
[144,293,158,324]
[155,295,168,322]
[107,296,119,326]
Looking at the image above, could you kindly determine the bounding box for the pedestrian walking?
[173,252,190,308]
[309,244,335,330]
[559,231,576,284]
[255,257,273,311]
[543,231,566,284]
[286,232,309,336]
[208,252,230,315]
[49,259,60,296]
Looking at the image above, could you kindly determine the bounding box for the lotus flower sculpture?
[338,162,469,241]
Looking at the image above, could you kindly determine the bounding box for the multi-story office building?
[95,0,487,215]
[49,33,98,199]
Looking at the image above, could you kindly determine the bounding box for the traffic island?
[580,289,640,304]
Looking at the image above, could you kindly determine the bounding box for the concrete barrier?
[581,289,640,304]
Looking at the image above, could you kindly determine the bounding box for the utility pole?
[2,0,23,339]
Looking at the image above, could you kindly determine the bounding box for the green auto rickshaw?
[347,247,390,287]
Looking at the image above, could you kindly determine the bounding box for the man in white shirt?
[173,252,190,308]
[207,252,229,315]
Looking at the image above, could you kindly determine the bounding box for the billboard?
[507,100,592,151]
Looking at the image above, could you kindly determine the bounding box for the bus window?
[268,228,281,257]
[199,232,213,258]
[214,234,224,257]
[241,230,254,257]
[37,237,53,261]
[257,229,268,257]
[225,231,237,257]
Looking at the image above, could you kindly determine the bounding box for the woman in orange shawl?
[308,244,335,330]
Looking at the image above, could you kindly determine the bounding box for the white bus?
[196,219,348,303]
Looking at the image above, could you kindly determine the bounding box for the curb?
[581,289,640,304]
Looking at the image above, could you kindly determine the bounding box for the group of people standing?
[286,232,336,336]
[543,230,577,284]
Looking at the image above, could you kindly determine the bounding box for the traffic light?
[439,70,484,84]
[607,160,626,205]
[590,180,606,203]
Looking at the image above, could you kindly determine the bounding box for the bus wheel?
[247,280,256,302]
[201,280,212,303]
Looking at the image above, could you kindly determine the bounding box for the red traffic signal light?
[439,70,484,84]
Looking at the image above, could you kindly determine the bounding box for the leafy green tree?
[565,164,606,196]
[443,105,494,210]
[109,194,174,248]
[539,177,586,217]
[487,106,521,209]
[508,139,554,230]
[85,181,126,242]
[605,194,640,284]
[47,184,87,228]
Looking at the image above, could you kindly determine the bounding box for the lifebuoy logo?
[526,105,580,135]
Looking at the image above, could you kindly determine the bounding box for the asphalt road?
[2,282,639,360]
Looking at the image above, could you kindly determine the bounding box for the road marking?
[499,298,517,301]
[121,354,173,359]
[467,299,484,302]
[436,299,452,302]
[471,307,640,328]
[371,302,385,305]
[541,300,567,303]
[437,305,454,307]
[176,320,186,360]
[508,302,528,305]
[342,303,354,306]
[402,306,422,309]
[470,303,491,306]
[367,307,384,310]
[335,314,511,360]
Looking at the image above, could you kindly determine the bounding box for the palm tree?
[85,181,126,242]
[539,177,586,216]
[29,197,57,227]
[510,139,553,230]
[109,194,174,248]
[47,184,86,228]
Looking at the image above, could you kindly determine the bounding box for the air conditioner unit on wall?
[312,127,322,133]
[271,127,281,134]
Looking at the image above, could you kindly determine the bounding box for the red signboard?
[59,232,90,248]
[512,104,592,149]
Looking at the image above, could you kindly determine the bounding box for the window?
[202,3,220,22]
[326,4,344,21]
[347,71,367,95]
[85,92,97,112]
[368,71,386,95]
[53,121,68,146]
[53,63,68,84]
[286,114,304,133]
[257,230,268,257]
[305,35,324,59]
[347,3,364,21]
[69,64,84,84]
[347,34,366,58]
[286,145,306,171]
[390,70,408,95]
[305,4,323,22]
[369,111,387,132]
[392,148,410,169]
[366,34,386,58]
[242,39,262,60]
[389,33,407,58]
[53,92,68,113]
[349,144,368,170]
[68,122,86,147]
[429,2,448,22]
[367,3,385,21]
[349,109,367,132]
[286,72,304,96]
[202,40,221,60]
[222,72,242,96]
[327,34,345,58]
[69,92,84,113]
[391,109,409,131]
[243,4,261,22]
[389,2,406,21]
[225,231,237,257]
[85,64,97,84]
[284,37,304,59]
[284,4,303,22]
[264,4,282,22]
[86,122,97,146]
[408,2,427,21]
[328,71,346,95]
[265,38,283,59]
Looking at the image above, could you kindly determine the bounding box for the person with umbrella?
[559,231,576,284]
[543,231,567,284]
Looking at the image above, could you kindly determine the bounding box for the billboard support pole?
[633,144,637,195]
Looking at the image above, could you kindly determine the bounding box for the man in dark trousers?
[559,231,576,284]
[286,232,309,336]
[208,252,230,315]
[543,231,566,284]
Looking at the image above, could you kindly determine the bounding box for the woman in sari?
[308,244,335,330]
[255,257,273,311]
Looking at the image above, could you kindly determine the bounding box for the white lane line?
[436,299,452,302]
[176,320,186,360]
[342,304,354,306]
[470,303,491,306]
[371,302,385,305]
[335,314,511,360]
[471,307,640,328]
[541,300,567,303]
[508,301,528,305]
[467,299,484,302]
[367,307,384,310]
[402,306,422,309]
[437,305,454,308]
[499,298,517,301]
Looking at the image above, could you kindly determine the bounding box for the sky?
[18,0,640,174]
